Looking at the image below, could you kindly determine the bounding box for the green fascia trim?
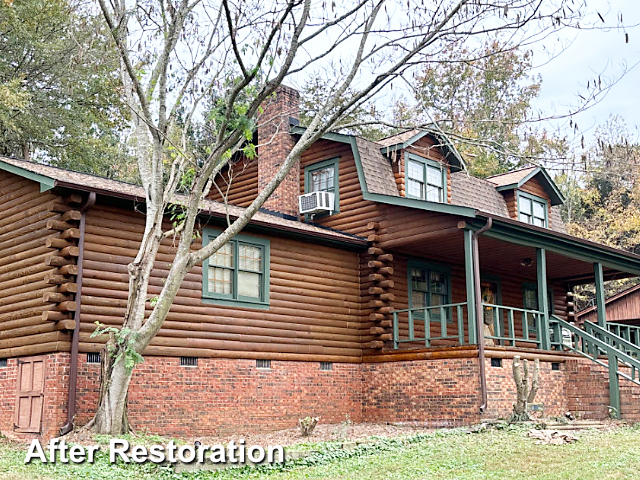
[201,228,271,309]
[495,167,565,205]
[405,153,449,204]
[304,157,340,213]
[407,258,453,323]
[517,190,549,227]
[0,161,56,192]
[471,217,640,276]
[364,192,476,217]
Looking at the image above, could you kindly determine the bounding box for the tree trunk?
[89,339,134,434]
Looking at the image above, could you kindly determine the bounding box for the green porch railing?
[482,303,543,347]
[607,323,640,349]
[392,302,467,349]
[550,315,640,417]
[584,321,640,359]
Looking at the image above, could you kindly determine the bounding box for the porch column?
[594,262,607,327]
[464,229,477,344]
[537,248,551,350]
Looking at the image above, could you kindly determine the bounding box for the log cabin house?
[2,86,640,439]
[578,283,640,329]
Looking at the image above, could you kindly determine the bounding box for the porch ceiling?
[391,230,632,285]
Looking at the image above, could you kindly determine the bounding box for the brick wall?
[4,352,640,440]
[484,358,567,419]
[257,85,300,217]
[362,358,482,427]
[75,355,364,437]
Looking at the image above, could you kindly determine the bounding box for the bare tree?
[90,0,590,434]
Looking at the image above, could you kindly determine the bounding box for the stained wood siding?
[0,171,71,357]
[300,139,384,237]
[580,290,640,323]
[78,202,364,361]
[207,156,259,207]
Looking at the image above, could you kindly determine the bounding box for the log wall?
[78,202,364,361]
[0,170,79,357]
[207,156,259,208]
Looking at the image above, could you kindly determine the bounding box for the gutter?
[60,192,96,435]
[472,217,492,413]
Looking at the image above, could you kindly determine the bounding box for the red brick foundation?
[2,352,640,440]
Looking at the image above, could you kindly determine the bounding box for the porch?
[386,218,640,354]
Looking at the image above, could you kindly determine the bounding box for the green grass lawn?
[2,426,640,479]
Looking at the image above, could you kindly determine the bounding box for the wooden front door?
[14,356,45,433]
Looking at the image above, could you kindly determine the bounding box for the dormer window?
[304,157,340,213]
[518,192,547,227]
[406,154,445,203]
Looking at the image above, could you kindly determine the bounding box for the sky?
[532,0,640,146]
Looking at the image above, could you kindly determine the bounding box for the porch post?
[594,262,607,327]
[464,229,477,344]
[536,248,551,350]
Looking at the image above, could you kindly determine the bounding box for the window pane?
[519,212,532,223]
[411,268,428,292]
[311,167,334,192]
[426,165,442,187]
[411,291,427,308]
[407,179,423,198]
[238,271,261,298]
[430,293,446,307]
[524,289,538,310]
[238,244,262,272]
[533,217,545,227]
[520,197,532,215]
[426,185,441,202]
[532,201,545,219]
[430,271,447,294]
[208,267,232,295]
[211,242,234,268]
[407,161,424,181]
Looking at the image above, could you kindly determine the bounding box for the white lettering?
[178,445,196,463]
[24,439,47,464]
[86,445,100,464]
[130,445,148,463]
[209,445,225,463]
[268,445,285,464]
[148,445,165,464]
[68,445,86,464]
[166,440,177,463]
[110,439,130,463]
[247,445,265,463]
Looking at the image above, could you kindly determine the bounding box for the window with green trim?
[202,230,270,309]
[304,157,339,212]
[408,260,451,321]
[518,192,547,227]
[406,154,446,203]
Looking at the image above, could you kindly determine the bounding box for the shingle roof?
[550,206,567,234]
[0,156,366,244]
[450,172,509,217]
[486,166,537,188]
[377,129,420,147]
[355,137,399,197]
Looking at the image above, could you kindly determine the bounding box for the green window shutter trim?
[201,228,270,310]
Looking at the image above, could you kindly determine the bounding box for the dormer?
[378,129,465,203]
[486,166,564,228]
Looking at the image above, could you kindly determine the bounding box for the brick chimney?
[257,85,301,217]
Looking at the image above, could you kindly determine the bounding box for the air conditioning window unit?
[299,191,335,215]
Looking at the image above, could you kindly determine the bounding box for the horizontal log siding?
[78,203,364,361]
[207,156,259,207]
[299,139,386,237]
[0,171,71,357]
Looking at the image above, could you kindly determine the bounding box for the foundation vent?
[320,362,333,371]
[87,353,101,364]
[256,359,271,369]
[180,356,198,367]
[490,358,502,368]
[0,358,7,368]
